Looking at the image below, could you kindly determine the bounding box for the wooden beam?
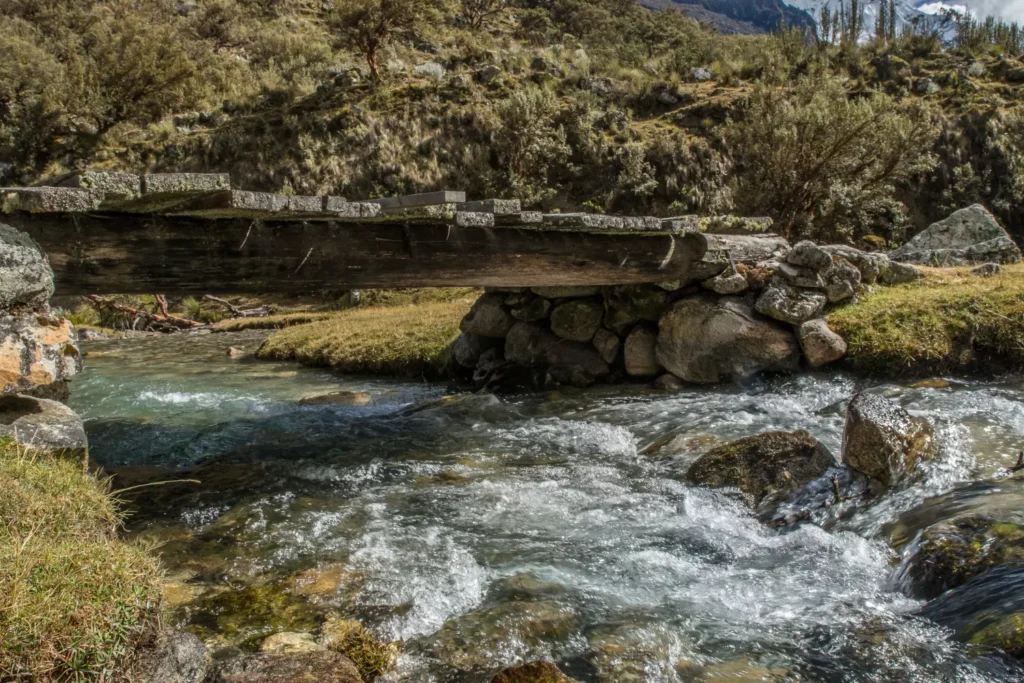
[5,212,707,294]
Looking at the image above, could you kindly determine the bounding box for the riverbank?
[830,263,1024,376]
[0,439,163,680]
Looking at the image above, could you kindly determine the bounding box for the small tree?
[460,0,509,29]
[333,0,442,81]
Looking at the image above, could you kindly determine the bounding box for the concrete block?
[455,211,496,228]
[372,191,466,209]
[1,187,103,213]
[457,199,521,215]
[142,173,230,195]
[60,171,141,199]
[542,213,625,231]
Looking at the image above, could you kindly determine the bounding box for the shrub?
[492,86,572,206]
[725,76,939,242]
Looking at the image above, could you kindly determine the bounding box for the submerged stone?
[898,516,1024,600]
[212,651,362,683]
[260,632,323,655]
[686,430,836,508]
[298,391,372,406]
[491,661,578,682]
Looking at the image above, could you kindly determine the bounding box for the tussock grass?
[0,440,163,681]
[256,300,472,376]
[828,264,1024,375]
[212,312,332,332]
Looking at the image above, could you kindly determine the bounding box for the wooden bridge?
[0,172,771,295]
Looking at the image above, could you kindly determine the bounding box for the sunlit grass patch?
[0,440,163,681]
[828,264,1024,375]
[256,299,473,376]
[212,312,333,332]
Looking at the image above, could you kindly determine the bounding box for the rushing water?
[71,332,1024,681]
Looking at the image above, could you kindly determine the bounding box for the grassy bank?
[0,440,163,680]
[257,299,472,377]
[829,264,1024,376]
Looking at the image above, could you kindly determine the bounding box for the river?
[70,331,1024,681]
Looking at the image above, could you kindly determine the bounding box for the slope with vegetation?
[1,0,1023,248]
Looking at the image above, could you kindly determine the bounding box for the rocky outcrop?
[657,296,800,383]
[841,392,938,489]
[0,312,82,396]
[898,516,1024,600]
[686,430,836,508]
[891,204,1023,265]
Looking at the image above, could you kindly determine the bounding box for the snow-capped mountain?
[782,0,959,40]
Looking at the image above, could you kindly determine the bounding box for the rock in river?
[492,661,578,682]
[656,296,800,384]
[135,630,211,683]
[212,651,362,683]
[841,392,938,489]
[898,516,1024,600]
[686,430,836,508]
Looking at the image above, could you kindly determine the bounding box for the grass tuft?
[256,300,472,376]
[0,440,163,681]
[828,264,1024,375]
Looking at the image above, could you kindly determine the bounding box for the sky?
[917,0,1024,22]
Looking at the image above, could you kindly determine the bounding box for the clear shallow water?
[71,333,1024,681]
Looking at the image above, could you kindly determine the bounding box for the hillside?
[643,0,815,34]
[0,0,1023,248]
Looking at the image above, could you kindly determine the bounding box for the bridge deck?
[1,173,771,295]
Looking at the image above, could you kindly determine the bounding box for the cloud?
[917,0,1024,22]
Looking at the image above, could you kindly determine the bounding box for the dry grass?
[256,299,473,376]
[0,440,163,681]
[828,264,1024,375]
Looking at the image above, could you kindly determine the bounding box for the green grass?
[0,440,163,681]
[256,299,472,376]
[828,264,1024,375]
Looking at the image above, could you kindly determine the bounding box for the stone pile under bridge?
[0,171,776,295]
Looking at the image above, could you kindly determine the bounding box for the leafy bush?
[725,77,939,241]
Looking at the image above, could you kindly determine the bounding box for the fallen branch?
[85,295,201,332]
[203,295,274,318]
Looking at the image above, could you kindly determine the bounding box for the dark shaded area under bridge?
[0,173,773,295]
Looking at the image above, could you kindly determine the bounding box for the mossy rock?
[319,615,401,681]
[686,430,835,508]
[902,516,1024,600]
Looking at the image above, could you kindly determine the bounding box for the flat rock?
[656,295,800,384]
[492,661,579,682]
[260,632,324,655]
[135,629,211,683]
[891,204,1023,265]
[2,187,104,213]
[702,270,749,295]
[143,173,230,196]
[687,430,835,508]
[59,171,141,199]
[842,392,938,489]
[0,394,88,456]
[0,223,54,309]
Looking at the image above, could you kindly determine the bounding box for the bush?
[0,440,163,680]
[725,76,939,242]
[492,86,571,206]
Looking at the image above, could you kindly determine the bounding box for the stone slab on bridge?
[0,174,772,295]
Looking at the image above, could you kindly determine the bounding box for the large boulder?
[755,282,827,325]
[798,319,847,367]
[686,430,836,508]
[841,392,938,489]
[623,325,660,378]
[656,296,800,384]
[891,205,1023,265]
[899,516,1024,600]
[0,223,54,310]
[550,299,603,342]
[0,312,82,395]
[0,394,88,455]
[505,322,609,385]
[461,294,515,338]
[136,630,211,683]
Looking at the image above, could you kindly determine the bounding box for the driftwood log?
[84,295,201,331]
[203,295,274,318]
